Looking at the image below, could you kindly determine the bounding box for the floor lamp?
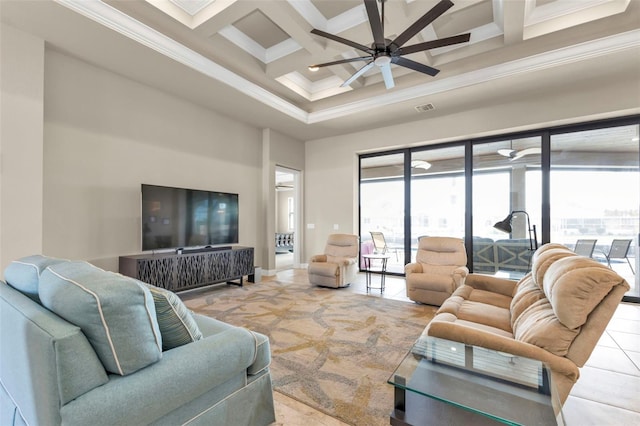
[493,210,539,250]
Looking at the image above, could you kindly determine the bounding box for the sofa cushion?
[416,237,466,266]
[4,255,67,303]
[542,256,626,329]
[510,275,546,329]
[144,284,203,350]
[531,247,576,290]
[437,287,512,333]
[513,298,579,356]
[39,262,163,375]
[458,301,512,333]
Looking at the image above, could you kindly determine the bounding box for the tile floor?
[269,269,640,425]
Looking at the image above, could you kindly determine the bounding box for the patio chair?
[370,231,399,260]
[597,239,634,274]
[573,239,597,258]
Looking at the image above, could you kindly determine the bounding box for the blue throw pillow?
[144,284,203,350]
[39,261,163,375]
[4,255,68,303]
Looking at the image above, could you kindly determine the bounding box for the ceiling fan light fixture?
[497,148,516,157]
[411,160,431,170]
[308,65,319,72]
[374,55,391,67]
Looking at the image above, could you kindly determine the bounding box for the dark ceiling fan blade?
[364,0,385,49]
[311,29,374,54]
[396,33,470,55]
[341,61,375,87]
[391,0,454,48]
[309,56,373,69]
[391,56,440,76]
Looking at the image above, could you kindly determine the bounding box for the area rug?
[183,274,437,426]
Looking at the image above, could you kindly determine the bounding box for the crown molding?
[54,0,309,122]
[54,0,640,127]
[306,29,640,123]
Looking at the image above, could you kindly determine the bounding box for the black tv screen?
[141,184,239,251]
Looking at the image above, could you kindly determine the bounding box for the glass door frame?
[358,115,640,303]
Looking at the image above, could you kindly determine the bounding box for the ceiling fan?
[498,143,542,160]
[308,0,470,89]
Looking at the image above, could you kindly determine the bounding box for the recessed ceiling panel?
[234,10,289,49]
[311,0,362,20]
[169,0,215,16]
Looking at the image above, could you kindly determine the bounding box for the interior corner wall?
[304,72,640,259]
[42,49,263,272]
[0,23,45,276]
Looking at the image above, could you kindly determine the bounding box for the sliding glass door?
[360,153,405,274]
[410,146,465,262]
[550,124,639,298]
[472,138,542,279]
[358,116,639,302]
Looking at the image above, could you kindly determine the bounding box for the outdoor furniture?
[597,239,634,274]
[573,239,597,258]
[308,234,359,288]
[370,231,399,260]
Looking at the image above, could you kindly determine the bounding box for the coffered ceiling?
[2,0,639,140]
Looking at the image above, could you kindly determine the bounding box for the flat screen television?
[141,184,239,251]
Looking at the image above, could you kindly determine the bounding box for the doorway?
[275,167,300,271]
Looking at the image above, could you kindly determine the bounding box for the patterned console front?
[119,247,254,291]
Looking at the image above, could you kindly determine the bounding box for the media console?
[119,246,255,292]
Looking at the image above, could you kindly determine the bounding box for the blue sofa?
[0,256,275,426]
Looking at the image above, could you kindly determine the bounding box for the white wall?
[0,24,45,275]
[41,49,265,271]
[304,70,640,258]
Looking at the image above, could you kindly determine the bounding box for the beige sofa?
[424,243,630,404]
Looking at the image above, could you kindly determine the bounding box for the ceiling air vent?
[414,103,435,113]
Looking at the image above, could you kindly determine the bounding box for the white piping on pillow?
[46,268,124,376]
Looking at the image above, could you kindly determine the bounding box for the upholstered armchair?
[405,236,469,306]
[308,234,359,288]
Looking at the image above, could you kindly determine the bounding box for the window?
[358,116,639,302]
[287,197,294,231]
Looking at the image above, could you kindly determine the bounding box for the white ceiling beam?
[501,0,528,45]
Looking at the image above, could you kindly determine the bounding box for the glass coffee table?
[388,335,565,425]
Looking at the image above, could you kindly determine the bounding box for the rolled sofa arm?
[464,273,519,297]
[60,327,258,426]
[452,266,469,287]
[426,314,579,381]
[404,262,423,276]
[310,254,327,263]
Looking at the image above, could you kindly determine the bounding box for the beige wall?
[261,129,304,272]
[0,23,306,278]
[0,24,45,275]
[304,70,640,258]
[42,49,265,271]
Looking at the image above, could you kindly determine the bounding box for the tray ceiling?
[2,0,639,139]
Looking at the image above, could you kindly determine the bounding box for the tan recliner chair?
[308,234,359,288]
[405,236,469,306]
